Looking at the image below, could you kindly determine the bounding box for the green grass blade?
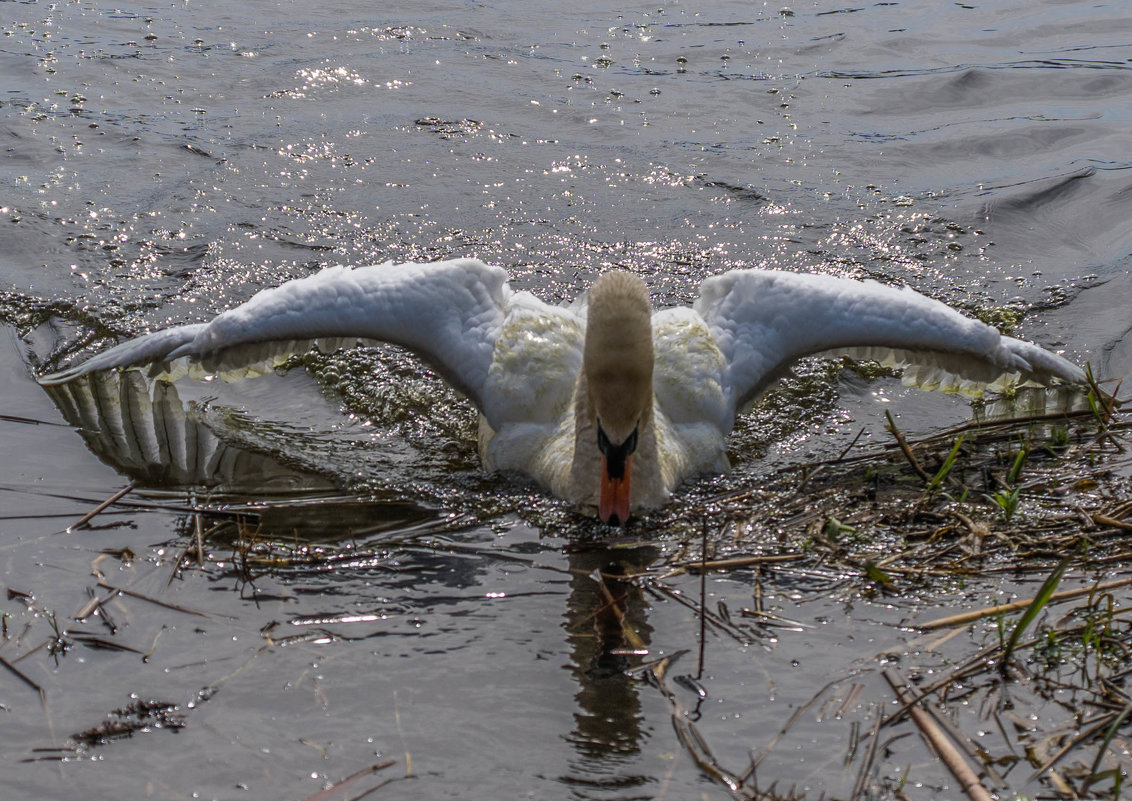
[1088,702,1132,788]
[1001,556,1071,670]
[1007,446,1027,485]
[927,434,965,492]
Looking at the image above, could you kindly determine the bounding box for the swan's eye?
[624,424,639,454]
[596,423,612,455]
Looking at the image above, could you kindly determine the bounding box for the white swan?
[39,258,1086,523]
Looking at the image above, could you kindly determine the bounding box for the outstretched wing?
[694,269,1086,417]
[39,258,511,412]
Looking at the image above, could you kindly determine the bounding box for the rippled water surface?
[2,1,1131,798]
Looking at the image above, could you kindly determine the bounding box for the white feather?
[40,259,1087,511]
[694,269,1084,414]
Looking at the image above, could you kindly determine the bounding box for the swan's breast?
[479,414,577,499]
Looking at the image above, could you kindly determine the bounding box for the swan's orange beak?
[597,422,638,526]
[599,454,632,526]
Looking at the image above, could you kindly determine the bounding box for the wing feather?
[694,269,1085,416]
[39,258,510,412]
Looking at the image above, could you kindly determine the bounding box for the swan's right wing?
[695,269,1087,418]
[39,258,511,412]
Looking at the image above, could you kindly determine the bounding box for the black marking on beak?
[596,421,639,480]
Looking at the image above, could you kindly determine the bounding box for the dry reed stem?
[648,656,746,793]
[917,576,1132,630]
[70,483,134,531]
[0,653,45,702]
[1027,713,1120,785]
[884,411,931,483]
[848,707,883,801]
[1093,513,1132,531]
[672,553,806,574]
[297,760,398,801]
[882,669,993,801]
[96,578,220,619]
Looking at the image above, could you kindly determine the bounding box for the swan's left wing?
[694,269,1086,417]
[39,258,510,412]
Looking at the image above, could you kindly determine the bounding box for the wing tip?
[37,366,85,386]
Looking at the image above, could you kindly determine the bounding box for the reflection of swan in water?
[40,258,1086,523]
[562,543,657,782]
[42,371,334,494]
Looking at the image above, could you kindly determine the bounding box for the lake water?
[1,1,1130,798]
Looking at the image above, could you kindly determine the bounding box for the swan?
[39,258,1086,523]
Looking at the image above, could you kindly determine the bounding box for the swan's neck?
[582,272,654,440]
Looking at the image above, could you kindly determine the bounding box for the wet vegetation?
[651,387,1132,799]
[4,379,1131,799]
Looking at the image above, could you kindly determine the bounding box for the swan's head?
[584,271,654,525]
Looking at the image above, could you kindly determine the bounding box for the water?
[1,1,1131,798]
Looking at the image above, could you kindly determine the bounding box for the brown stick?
[298,760,398,801]
[96,578,225,619]
[697,519,707,679]
[70,483,134,531]
[194,513,205,568]
[0,653,45,701]
[917,575,1132,630]
[675,553,806,573]
[883,669,993,801]
[885,411,930,483]
[1093,513,1132,531]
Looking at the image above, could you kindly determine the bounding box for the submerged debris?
[70,698,188,747]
